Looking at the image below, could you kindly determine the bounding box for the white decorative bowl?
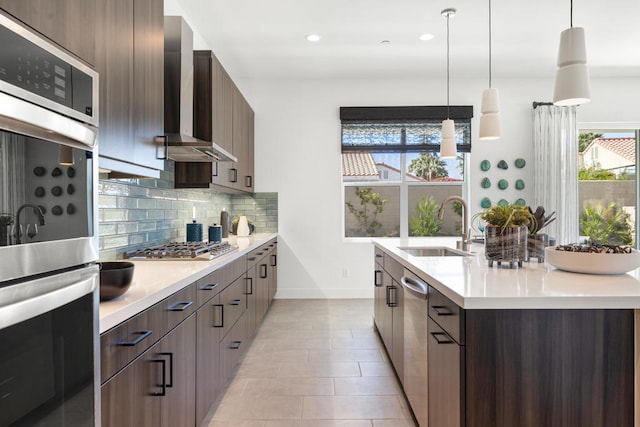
[545,246,640,275]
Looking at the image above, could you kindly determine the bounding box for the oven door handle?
[0,265,98,330]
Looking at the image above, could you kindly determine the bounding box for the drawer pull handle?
[200,283,219,291]
[158,352,174,387]
[260,264,267,278]
[248,257,256,261]
[213,304,224,327]
[386,285,398,307]
[119,330,152,346]
[430,332,454,345]
[150,358,166,396]
[374,270,383,287]
[230,299,242,306]
[245,277,253,295]
[270,254,277,267]
[230,340,242,350]
[431,305,454,316]
[167,301,193,311]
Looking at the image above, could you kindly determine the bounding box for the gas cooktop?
[123,241,236,261]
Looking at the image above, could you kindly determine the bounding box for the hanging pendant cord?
[446,12,450,120]
[570,0,573,27]
[488,0,492,88]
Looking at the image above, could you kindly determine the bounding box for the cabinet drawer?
[428,285,465,345]
[384,253,404,280]
[196,270,223,308]
[219,277,246,338]
[374,247,384,268]
[100,282,197,384]
[222,257,247,287]
[160,283,197,333]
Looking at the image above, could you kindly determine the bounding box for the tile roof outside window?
[341,152,378,178]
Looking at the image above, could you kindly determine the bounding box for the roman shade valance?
[340,106,473,153]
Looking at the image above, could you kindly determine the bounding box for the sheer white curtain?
[533,104,578,245]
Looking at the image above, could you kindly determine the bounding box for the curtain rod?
[532,101,553,109]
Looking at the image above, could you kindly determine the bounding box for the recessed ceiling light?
[306,34,321,42]
[419,33,435,41]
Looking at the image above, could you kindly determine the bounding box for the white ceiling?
[177,0,640,81]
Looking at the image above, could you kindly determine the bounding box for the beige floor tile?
[208,299,415,425]
[265,421,373,427]
[212,396,303,420]
[278,361,361,378]
[302,396,408,420]
[334,376,402,396]
[359,361,396,377]
[308,349,384,363]
[240,377,335,396]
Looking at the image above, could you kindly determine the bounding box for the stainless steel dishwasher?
[401,268,429,427]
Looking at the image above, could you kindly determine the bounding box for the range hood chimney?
[164,16,237,162]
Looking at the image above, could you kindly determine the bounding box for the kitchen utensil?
[99,261,135,301]
[545,246,640,274]
[208,224,222,243]
[186,220,203,242]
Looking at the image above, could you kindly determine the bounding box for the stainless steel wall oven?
[0,11,100,426]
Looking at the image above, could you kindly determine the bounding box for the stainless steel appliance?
[163,16,237,162]
[401,268,429,427]
[0,11,100,426]
[124,241,236,260]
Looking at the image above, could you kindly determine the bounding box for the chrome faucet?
[14,204,46,244]
[438,196,470,252]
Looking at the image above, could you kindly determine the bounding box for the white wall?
[243,76,640,298]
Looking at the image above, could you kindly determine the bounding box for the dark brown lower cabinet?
[196,295,222,425]
[102,314,196,427]
[464,309,634,427]
[427,317,464,427]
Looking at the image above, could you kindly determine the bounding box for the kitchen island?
[373,237,639,427]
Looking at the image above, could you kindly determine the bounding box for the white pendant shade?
[553,27,590,106]
[440,119,456,158]
[479,87,501,140]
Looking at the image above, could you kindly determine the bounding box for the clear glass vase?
[484,225,528,268]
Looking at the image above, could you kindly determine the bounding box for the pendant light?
[479,0,501,140]
[440,8,457,159]
[553,0,590,106]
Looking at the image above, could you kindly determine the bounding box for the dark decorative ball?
[33,166,46,176]
[51,167,62,177]
[497,160,509,170]
[67,184,75,195]
[51,186,63,197]
[51,205,63,216]
[67,167,76,178]
[35,187,46,197]
[66,203,76,215]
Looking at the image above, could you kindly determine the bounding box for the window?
[341,106,472,238]
[578,129,638,246]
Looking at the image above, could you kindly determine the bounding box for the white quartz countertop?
[99,233,277,333]
[374,237,640,309]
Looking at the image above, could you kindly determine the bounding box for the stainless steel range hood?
[164,16,237,163]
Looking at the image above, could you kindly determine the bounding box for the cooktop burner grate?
[124,241,236,260]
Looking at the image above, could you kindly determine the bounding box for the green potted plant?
[526,206,556,262]
[473,204,534,267]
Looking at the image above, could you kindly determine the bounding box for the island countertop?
[373,237,640,309]
[99,233,277,333]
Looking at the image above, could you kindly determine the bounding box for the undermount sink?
[398,246,470,257]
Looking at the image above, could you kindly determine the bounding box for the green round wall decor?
[481,177,491,188]
[480,197,491,208]
[515,179,525,190]
[480,160,491,171]
[498,199,509,206]
[515,158,526,168]
[497,160,509,170]
[498,179,509,190]
[515,198,526,206]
